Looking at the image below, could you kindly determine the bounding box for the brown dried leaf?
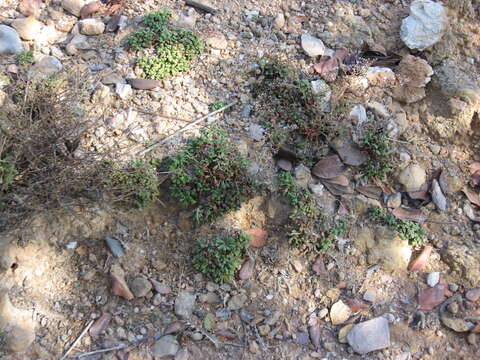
[473,323,480,333]
[356,185,383,200]
[312,255,326,275]
[150,279,171,294]
[470,162,480,175]
[277,146,297,162]
[323,181,353,196]
[471,170,480,187]
[418,284,448,311]
[89,313,112,337]
[216,329,237,340]
[308,318,321,348]
[408,246,432,272]
[463,187,480,207]
[164,321,185,335]
[344,298,368,312]
[324,175,349,187]
[80,1,104,18]
[110,264,134,300]
[391,207,428,223]
[312,155,346,179]
[245,228,268,248]
[313,57,340,82]
[238,258,254,280]
[331,138,368,166]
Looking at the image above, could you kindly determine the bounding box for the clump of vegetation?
[15,50,33,66]
[251,57,332,162]
[126,9,203,79]
[278,171,319,246]
[368,207,425,245]
[361,127,394,181]
[169,126,255,224]
[192,232,250,284]
[209,101,227,112]
[0,155,17,192]
[317,217,348,252]
[106,159,160,208]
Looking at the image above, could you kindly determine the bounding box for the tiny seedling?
[192,232,250,284]
[368,207,425,246]
[169,126,255,224]
[317,217,349,252]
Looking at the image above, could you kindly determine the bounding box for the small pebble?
[427,272,440,287]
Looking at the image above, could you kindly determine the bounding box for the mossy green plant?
[0,156,17,192]
[169,126,255,224]
[368,207,425,246]
[15,50,33,66]
[107,159,160,208]
[192,232,250,284]
[126,9,203,80]
[317,217,349,252]
[361,127,394,181]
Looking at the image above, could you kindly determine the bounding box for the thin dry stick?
[137,101,237,156]
[185,0,217,14]
[73,344,126,358]
[59,319,94,360]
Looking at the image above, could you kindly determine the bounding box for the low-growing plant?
[126,9,203,79]
[209,101,227,112]
[317,217,349,252]
[169,126,255,224]
[192,231,250,284]
[107,159,160,208]
[368,207,425,246]
[278,171,319,246]
[361,127,394,181]
[15,50,33,66]
[0,156,17,192]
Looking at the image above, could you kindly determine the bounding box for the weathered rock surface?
[393,55,433,103]
[12,16,44,41]
[79,18,105,35]
[347,317,390,354]
[153,335,179,358]
[62,0,86,17]
[398,164,426,191]
[28,56,63,79]
[0,25,23,54]
[175,291,196,319]
[301,34,325,57]
[400,0,447,50]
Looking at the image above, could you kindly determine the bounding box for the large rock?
[392,55,433,104]
[398,164,426,192]
[79,18,105,35]
[174,291,196,319]
[347,317,390,354]
[62,0,86,17]
[400,0,447,50]
[0,293,36,353]
[11,16,44,41]
[152,335,179,358]
[354,227,412,271]
[0,25,23,55]
[301,34,325,57]
[441,243,480,286]
[28,56,63,79]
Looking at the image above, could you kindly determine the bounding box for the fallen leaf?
[463,187,480,208]
[391,207,428,223]
[324,175,349,187]
[470,162,480,175]
[216,329,237,340]
[89,313,112,337]
[471,170,480,186]
[323,181,353,196]
[80,1,104,18]
[106,14,122,32]
[418,284,448,311]
[150,279,171,294]
[408,190,430,200]
[312,155,346,179]
[356,185,383,200]
[440,315,471,332]
[164,321,185,335]
[408,246,432,271]
[338,202,349,215]
[110,264,134,300]
[466,288,480,302]
[245,228,268,248]
[277,146,297,162]
[312,255,326,275]
[127,78,161,90]
[313,56,340,82]
[238,258,254,280]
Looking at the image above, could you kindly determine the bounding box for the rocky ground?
[1,0,480,359]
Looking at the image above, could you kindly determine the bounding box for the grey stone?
[174,291,196,319]
[386,193,402,209]
[349,105,367,125]
[311,79,331,111]
[294,164,313,189]
[115,83,132,99]
[347,317,390,354]
[301,34,325,57]
[277,159,292,171]
[79,19,105,35]
[104,236,124,257]
[153,335,179,358]
[28,56,63,79]
[227,293,247,310]
[400,0,447,50]
[398,164,426,191]
[0,25,23,55]
[248,123,265,141]
[66,34,89,55]
[130,277,152,297]
[431,179,447,211]
[363,290,376,303]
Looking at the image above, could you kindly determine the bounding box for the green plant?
[0,156,17,192]
[368,207,425,246]
[209,101,227,112]
[107,159,160,208]
[126,9,203,79]
[317,218,348,252]
[192,232,250,284]
[361,127,394,180]
[169,126,255,224]
[15,50,33,66]
[278,171,319,245]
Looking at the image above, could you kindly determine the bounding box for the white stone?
[273,13,285,29]
[62,0,86,17]
[115,83,132,99]
[427,272,440,287]
[301,34,325,57]
[79,19,105,35]
[400,0,447,50]
[0,25,23,55]
[349,105,367,125]
[11,16,44,41]
[366,67,396,86]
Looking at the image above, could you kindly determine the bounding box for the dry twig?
[59,320,94,360]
